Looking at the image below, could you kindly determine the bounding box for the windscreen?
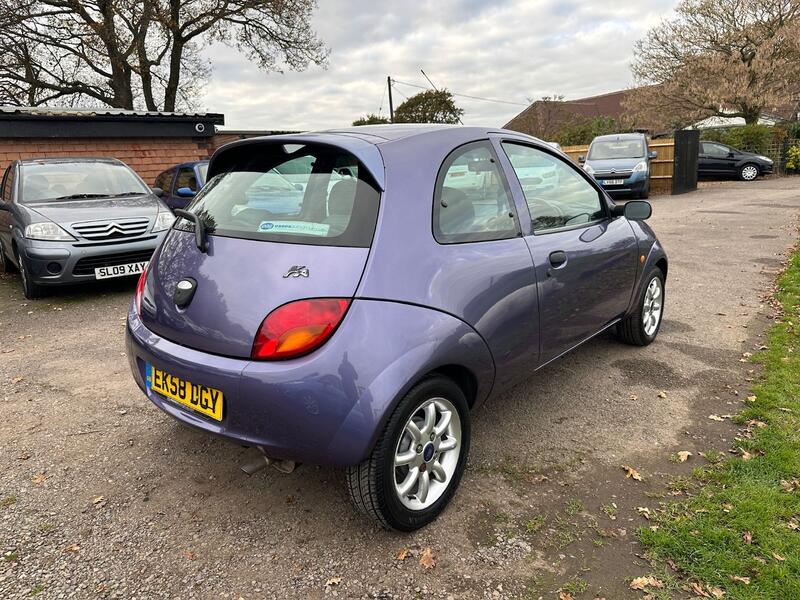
[20,162,149,203]
[587,139,646,160]
[178,143,381,247]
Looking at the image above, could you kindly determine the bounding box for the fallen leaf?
[559,592,574,600]
[748,420,768,428]
[636,506,652,519]
[92,495,105,504]
[746,395,757,403]
[772,553,786,561]
[325,576,342,587]
[622,465,642,481]
[708,586,726,598]
[741,450,753,461]
[730,575,750,585]
[395,547,409,561]
[723,503,734,513]
[629,575,664,590]
[709,414,725,421]
[677,451,692,462]
[418,547,436,569]
[657,390,667,398]
[743,531,752,545]
[65,543,80,553]
[32,473,48,484]
[629,393,638,401]
[11,377,23,384]
[691,582,711,597]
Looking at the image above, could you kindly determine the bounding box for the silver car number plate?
[95,261,148,280]
[602,179,625,185]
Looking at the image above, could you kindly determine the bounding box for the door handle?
[549,251,567,268]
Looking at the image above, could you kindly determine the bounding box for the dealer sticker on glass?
[258,221,330,236]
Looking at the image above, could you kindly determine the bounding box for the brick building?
[0,106,225,185]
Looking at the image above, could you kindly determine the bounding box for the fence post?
[672,130,699,195]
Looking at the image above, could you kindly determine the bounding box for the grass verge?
[639,248,800,599]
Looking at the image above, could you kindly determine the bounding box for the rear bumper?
[20,234,165,286]
[125,299,494,466]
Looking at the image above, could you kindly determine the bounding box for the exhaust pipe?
[240,451,297,475]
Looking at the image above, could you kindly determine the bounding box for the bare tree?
[628,0,800,127]
[0,0,328,111]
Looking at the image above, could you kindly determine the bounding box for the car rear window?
[177,143,381,248]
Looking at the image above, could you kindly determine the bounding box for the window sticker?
[258,221,331,236]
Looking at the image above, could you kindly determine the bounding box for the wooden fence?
[561,139,676,195]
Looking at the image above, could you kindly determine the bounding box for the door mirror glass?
[151,186,164,197]
[649,150,658,160]
[176,187,197,198]
[623,200,651,220]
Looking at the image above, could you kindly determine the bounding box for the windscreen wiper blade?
[110,191,146,197]
[53,193,108,200]
[174,209,208,253]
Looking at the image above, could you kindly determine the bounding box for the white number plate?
[602,179,625,185]
[95,261,148,280]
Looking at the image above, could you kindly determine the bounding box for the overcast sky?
[201,0,677,132]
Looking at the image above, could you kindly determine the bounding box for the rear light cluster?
[251,298,350,360]
[134,264,150,316]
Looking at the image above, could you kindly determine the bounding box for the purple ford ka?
[126,125,667,530]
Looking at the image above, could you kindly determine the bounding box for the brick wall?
[0,137,215,186]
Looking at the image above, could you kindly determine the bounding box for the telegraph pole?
[387,76,394,123]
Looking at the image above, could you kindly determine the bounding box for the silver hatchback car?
[0,158,174,298]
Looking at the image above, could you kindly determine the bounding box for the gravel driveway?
[1,178,798,599]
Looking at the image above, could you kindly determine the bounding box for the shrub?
[701,124,773,154]
[786,145,800,172]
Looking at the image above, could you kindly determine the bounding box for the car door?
[496,139,639,364]
[0,163,16,256]
[171,166,199,210]
[700,142,736,175]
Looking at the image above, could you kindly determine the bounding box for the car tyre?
[639,182,650,199]
[15,248,47,299]
[617,267,664,346]
[739,163,759,182]
[345,375,470,531]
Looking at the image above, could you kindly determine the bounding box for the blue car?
[154,161,208,211]
[126,125,667,530]
[579,133,657,199]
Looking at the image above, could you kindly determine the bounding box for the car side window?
[433,142,519,244]
[1,165,14,203]
[174,167,199,193]
[154,170,173,191]
[703,143,729,157]
[501,142,605,233]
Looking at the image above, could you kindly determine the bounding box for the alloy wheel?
[741,165,759,181]
[393,397,461,510]
[642,276,663,337]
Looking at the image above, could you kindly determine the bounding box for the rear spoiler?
[207,133,386,191]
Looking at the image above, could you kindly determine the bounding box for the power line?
[391,78,528,107]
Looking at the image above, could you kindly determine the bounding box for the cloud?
[200,0,678,131]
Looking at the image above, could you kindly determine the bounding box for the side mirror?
[727,151,735,158]
[176,187,197,198]
[613,200,651,220]
[649,150,658,160]
[578,155,585,163]
[151,187,164,197]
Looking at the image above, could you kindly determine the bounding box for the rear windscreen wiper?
[174,209,208,253]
